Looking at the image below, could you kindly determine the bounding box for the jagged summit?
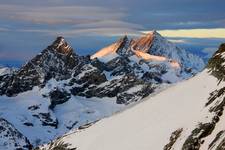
[131,32,154,52]
[49,36,73,55]
[91,30,204,73]
[0,37,79,96]
[90,35,129,59]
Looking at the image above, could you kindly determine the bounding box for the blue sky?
[0,0,225,67]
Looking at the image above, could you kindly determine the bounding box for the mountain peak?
[50,36,73,55]
[119,35,128,42]
[90,36,129,59]
[131,32,154,52]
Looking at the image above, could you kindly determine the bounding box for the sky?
[0,0,225,67]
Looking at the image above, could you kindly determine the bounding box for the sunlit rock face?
[51,36,73,55]
[130,31,155,52]
[91,31,203,74]
[90,36,129,59]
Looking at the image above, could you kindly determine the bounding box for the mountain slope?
[40,70,219,150]
[92,31,204,76]
[40,44,225,150]
[0,32,205,149]
[130,31,205,74]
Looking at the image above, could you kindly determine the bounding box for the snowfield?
[45,70,224,150]
[0,87,124,147]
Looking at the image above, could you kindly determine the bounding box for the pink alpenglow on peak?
[131,32,154,52]
[90,36,128,59]
[133,50,181,69]
[51,36,73,55]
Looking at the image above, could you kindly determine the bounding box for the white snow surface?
[49,70,223,150]
[0,86,124,146]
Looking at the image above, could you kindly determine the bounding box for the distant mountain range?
[0,31,205,149]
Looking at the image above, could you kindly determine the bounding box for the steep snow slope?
[0,86,124,147]
[41,70,224,150]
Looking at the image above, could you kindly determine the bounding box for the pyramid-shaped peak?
[131,32,155,52]
[50,36,73,55]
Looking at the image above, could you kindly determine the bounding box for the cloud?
[143,28,225,38]
[168,39,186,43]
[0,27,10,32]
[0,5,126,25]
[0,4,144,37]
[17,27,142,37]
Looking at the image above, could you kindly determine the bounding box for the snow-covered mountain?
[40,43,225,150]
[91,31,204,77]
[0,31,205,149]
[131,31,204,74]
